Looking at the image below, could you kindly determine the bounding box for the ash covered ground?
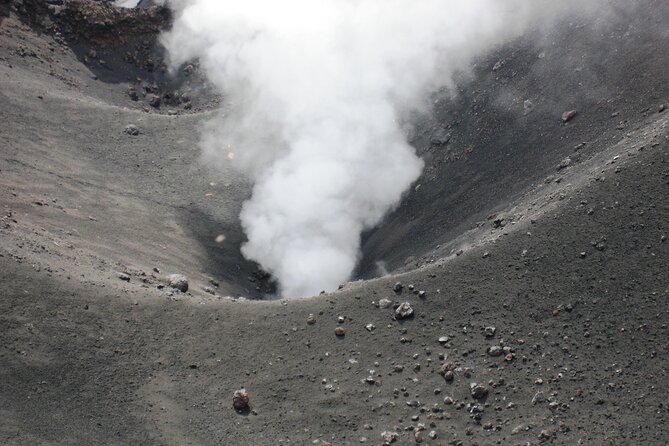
[1,1,668,445]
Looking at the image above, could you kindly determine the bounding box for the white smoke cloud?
[162,0,602,298]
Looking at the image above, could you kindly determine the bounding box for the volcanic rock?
[395,302,414,319]
[562,110,577,122]
[470,383,489,400]
[487,346,504,357]
[378,298,393,309]
[168,274,188,292]
[232,388,250,411]
[124,124,139,135]
[148,94,161,108]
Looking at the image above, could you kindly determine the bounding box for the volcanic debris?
[232,388,250,412]
[394,302,414,319]
[167,273,188,292]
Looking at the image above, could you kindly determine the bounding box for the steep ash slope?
[358,0,669,277]
[1,3,271,299]
[2,119,668,445]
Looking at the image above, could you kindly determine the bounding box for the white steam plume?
[162,0,599,298]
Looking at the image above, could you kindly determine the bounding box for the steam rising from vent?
[162,0,600,298]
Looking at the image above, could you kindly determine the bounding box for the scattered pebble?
[232,388,250,411]
[470,383,489,400]
[562,110,577,123]
[168,274,188,292]
[395,302,414,319]
[378,298,393,309]
[558,157,572,169]
[124,124,139,135]
[381,431,398,443]
[487,346,504,357]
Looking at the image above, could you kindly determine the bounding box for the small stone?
[232,388,250,411]
[438,336,449,345]
[335,326,346,337]
[428,430,437,439]
[512,424,526,435]
[558,157,572,169]
[417,290,426,298]
[487,346,504,357]
[523,99,534,115]
[381,431,398,443]
[393,282,403,292]
[378,298,393,309]
[365,323,376,332]
[470,383,489,400]
[539,429,553,440]
[395,302,414,319]
[124,124,140,135]
[168,274,189,292]
[562,110,577,123]
[118,273,130,282]
[414,430,423,443]
[307,314,316,325]
[127,87,139,101]
[338,316,345,323]
[532,391,545,405]
[659,103,666,113]
[149,94,161,108]
[438,362,453,375]
[484,326,496,337]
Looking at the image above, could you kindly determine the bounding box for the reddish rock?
[562,110,577,122]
